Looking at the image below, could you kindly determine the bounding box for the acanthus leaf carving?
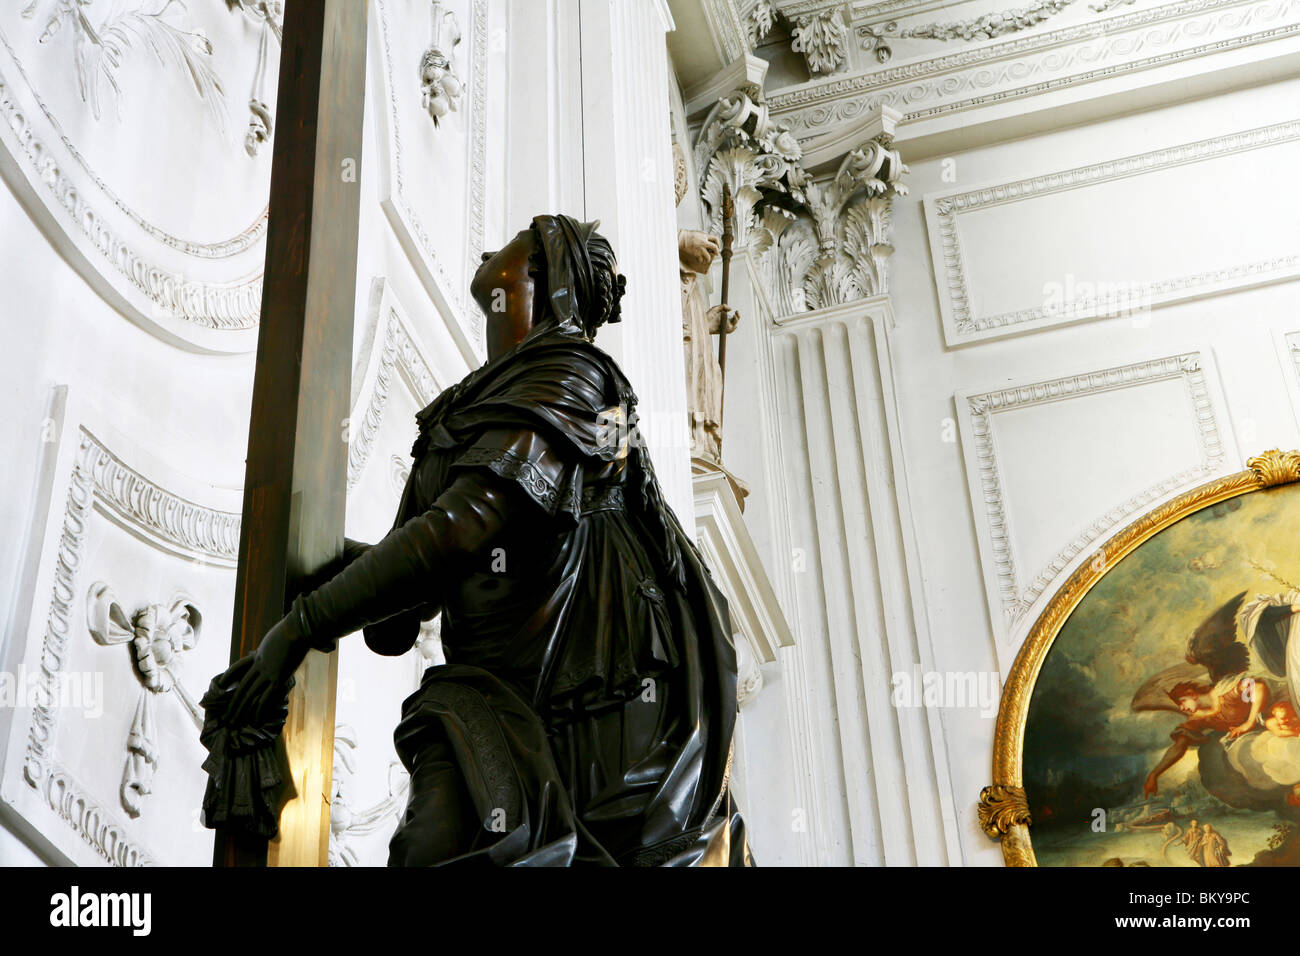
[695,91,808,248]
[790,7,849,74]
[703,103,908,316]
[978,783,1031,838]
[750,0,777,42]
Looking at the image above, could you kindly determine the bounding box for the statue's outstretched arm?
[287,537,372,603]
[223,470,526,725]
[295,471,524,647]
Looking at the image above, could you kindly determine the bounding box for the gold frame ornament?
[981,449,1300,866]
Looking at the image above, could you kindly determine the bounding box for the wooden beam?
[216,0,368,868]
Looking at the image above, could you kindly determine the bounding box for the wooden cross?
[215,0,369,868]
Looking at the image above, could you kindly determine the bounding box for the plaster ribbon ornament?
[231,0,284,157]
[86,582,204,818]
[420,0,463,127]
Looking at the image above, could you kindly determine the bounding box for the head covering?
[531,214,624,337]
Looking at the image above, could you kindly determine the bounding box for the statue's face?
[472,229,535,311]
[473,229,540,360]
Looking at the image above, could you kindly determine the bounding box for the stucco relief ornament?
[790,7,849,73]
[329,725,410,867]
[228,0,284,157]
[750,0,777,43]
[735,637,763,706]
[25,0,228,129]
[420,0,464,127]
[694,91,808,246]
[899,0,1076,41]
[755,133,908,313]
[858,21,897,63]
[86,582,204,818]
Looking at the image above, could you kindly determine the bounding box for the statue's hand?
[706,304,739,335]
[679,230,720,275]
[225,610,312,727]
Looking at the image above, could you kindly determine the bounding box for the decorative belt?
[580,484,625,515]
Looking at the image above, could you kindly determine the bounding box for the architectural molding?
[78,431,241,568]
[373,0,489,365]
[692,466,795,667]
[925,119,1300,344]
[466,0,488,318]
[848,0,979,20]
[771,0,1300,137]
[42,767,155,867]
[0,48,263,348]
[700,0,750,62]
[897,0,1076,40]
[1,396,239,866]
[959,353,1228,637]
[683,53,769,118]
[347,279,442,492]
[1275,329,1300,436]
[85,582,204,818]
[766,296,962,866]
[22,425,238,803]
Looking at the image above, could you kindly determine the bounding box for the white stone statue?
[679,230,738,466]
[676,144,738,467]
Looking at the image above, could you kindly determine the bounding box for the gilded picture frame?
[980,449,1300,866]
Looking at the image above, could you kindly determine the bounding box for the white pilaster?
[768,296,962,866]
[575,0,694,525]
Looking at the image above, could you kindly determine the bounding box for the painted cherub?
[1266,701,1300,736]
[1265,701,1300,806]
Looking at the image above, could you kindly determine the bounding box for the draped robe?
[328,316,751,866]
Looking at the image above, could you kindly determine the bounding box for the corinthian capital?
[694,90,806,247]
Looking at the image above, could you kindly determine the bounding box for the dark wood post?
[215,0,368,868]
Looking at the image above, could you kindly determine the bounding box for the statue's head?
[472,214,626,359]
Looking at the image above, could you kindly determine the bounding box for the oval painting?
[1024,481,1300,866]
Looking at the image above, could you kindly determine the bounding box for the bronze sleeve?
[291,471,525,652]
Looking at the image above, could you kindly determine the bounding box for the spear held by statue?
[717,183,734,434]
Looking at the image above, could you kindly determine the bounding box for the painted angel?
[1133,591,1300,811]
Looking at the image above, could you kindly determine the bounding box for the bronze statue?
[201,214,752,867]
